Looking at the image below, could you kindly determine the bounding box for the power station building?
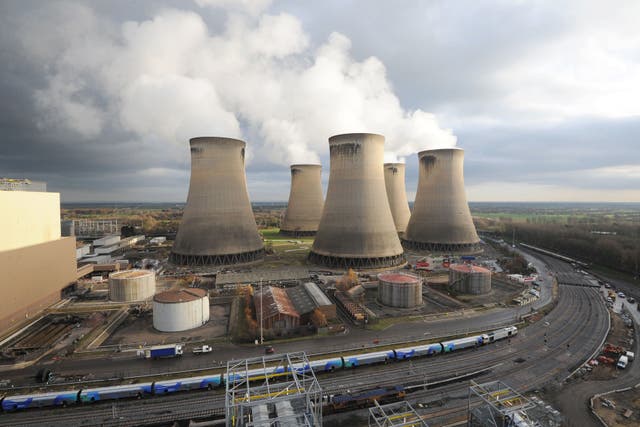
[108,269,156,302]
[403,148,481,253]
[309,133,405,269]
[170,137,265,266]
[0,189,77,333]
[280,164,324,236]
[153,288,210,332]
[449,264,492,294]
[384,163,411,234]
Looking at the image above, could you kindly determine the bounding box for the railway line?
[1,254,610,426]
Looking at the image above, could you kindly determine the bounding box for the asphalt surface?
[0,250,612,426]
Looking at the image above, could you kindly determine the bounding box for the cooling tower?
[403,148,481,253]
[280,164,324,236]
[308,133,405,269]
[384,163,411,234]
[170,137,265,266]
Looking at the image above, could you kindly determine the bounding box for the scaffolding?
[74,219,120,237]
[225,352,322,427]
[368,400,429,427]
[467,380,536,427]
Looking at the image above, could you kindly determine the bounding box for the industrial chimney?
[280,164,324,236]
[170,137,265,265]
[309,133,405,269]
[384,163,411,234]
[402,148,481,253]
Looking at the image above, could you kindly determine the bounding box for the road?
[1,252,611,427]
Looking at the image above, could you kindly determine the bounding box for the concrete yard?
[103,304,230,347]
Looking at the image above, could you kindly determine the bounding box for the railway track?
[2,256,609,426]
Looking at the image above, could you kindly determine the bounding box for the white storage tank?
[108,269,156,302]
[449,264,492,294]
[153,288,210,332]
[377,272,423,308]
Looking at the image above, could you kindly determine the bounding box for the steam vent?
[170,137,265,266]
[403,148,481,253]
[384,163,411,234]
[280,164,324,236]
[309,133,405,269]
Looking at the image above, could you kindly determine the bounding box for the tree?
[310,308,327,327]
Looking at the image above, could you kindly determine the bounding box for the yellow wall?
[0,191,61,251]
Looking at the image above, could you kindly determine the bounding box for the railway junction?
[1,248,629,427]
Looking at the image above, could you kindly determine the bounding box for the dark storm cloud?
[1,1,638,202]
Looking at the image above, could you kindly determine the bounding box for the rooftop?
[255,286,299,319]
[110,269,154,279]
[378,272,421,284]
[154,288,207,303]
[450,264,491,274]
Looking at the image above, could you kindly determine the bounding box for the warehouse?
[254,287,300,331]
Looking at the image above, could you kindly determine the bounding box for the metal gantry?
[467,380,536,427]
[225,352,322,427]
[368,400,429,427]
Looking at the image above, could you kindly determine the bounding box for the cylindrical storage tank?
[448,264,491,294]
[309,133,405,269]
[403,148,481,253]
[108,269,156,302]
[170,137,264,266]
[384,163,411,234]
[280,164,324,236]
[377,272,422,308]
[153,288,210,332]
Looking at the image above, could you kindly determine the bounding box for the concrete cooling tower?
[403,148,481,253]
[170,137,265,266]
[309,133,405,269]
[384,163,411,234]
[280,164,324,236]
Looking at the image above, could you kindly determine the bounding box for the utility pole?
[259,278,264,345]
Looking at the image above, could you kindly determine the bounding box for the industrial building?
[309,133,405,269]
[170,137,264,266]
[449,264,492,294]
[254,286,300,331]
[286,282,337,322]
[153,288,210,332]
[0,178,47,192]
[377,272,423,308]
[383,163,411,234]
[0,189,76,333]
[108,269,156,302]
[403,148,481,253]
[280,164,324,236]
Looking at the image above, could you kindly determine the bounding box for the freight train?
[1,326,517,412]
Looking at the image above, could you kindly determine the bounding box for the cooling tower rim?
[290,163,322,169]
[417,147,464,157]
[384,162,406,168]
[189,136,246,147]
[328,132,384,143]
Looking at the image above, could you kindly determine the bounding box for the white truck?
[192,345,213,355]
[617,355,629,369]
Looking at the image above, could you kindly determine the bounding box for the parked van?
[617,355,629,369]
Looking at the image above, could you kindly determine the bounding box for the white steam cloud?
[24,2,456,165]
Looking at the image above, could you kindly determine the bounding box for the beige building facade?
[0,191,77,333]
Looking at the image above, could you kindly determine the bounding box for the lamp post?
[259,278,264,345]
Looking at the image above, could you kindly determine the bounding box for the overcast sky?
[1,0,639,202]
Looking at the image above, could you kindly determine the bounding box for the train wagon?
[80,384,150,402]
[2,390,80,411]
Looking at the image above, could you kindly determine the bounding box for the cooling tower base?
[169,248,265,266]
[279,229,317,237]
[402,240,483,254]
[308,251,405,270]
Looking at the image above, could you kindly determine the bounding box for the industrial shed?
[254,287,300,331]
